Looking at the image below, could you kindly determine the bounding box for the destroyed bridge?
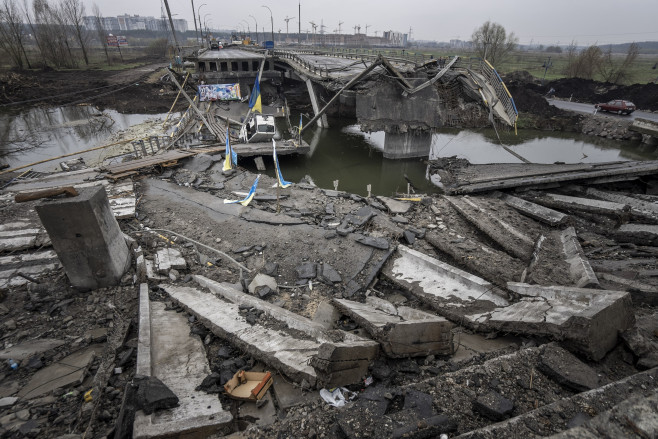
[190,46,518,158]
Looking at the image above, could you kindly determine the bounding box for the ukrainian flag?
[248,78,262,114]
[299,114,303,132]
[224,175,260,206]
[222,133,237,171]
[273,140,291,189]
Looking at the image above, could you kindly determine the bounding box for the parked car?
[594,100,636,115]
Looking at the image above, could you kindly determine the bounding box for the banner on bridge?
[198,83,241,102]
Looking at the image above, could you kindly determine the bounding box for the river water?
[2,107,657,196]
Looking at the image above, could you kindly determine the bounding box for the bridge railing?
[453,57,518,127]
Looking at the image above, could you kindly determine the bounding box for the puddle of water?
[0,106,164,172]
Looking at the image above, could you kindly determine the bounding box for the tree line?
[470,21,641,84]
[0,0,113,69]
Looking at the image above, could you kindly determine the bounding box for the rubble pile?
[1,152,657,438]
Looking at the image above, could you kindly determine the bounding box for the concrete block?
[615,224,658,246]
[35,185,131,290]
[333,297,453,357]
[503,283,634,360]
[190,275,379,388]
[539,193,630,216]
[560,227,600,288]
[155,248,186,274]
[500,193,568,226]
[538,344,602,392]
[445,195,536,261]
[585,187,658,222]
[376,196,412,214]
[133,283,232,438]
[382,245,509,328]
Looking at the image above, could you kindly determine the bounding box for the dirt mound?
[506,85,565,117]
[502,70,538,86]
[528,78,658,112]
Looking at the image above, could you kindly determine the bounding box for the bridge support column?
[382,131,432,159]
[305,78,329,129]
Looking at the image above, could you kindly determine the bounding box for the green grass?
[416,49,658,84]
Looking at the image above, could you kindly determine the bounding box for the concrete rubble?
[1,144,657,439]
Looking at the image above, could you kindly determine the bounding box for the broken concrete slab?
[0,221,50,253]
[473,391,514,421]
[376,196,411,214]
[584,187,658,223]
[426,231,527,287]
[271,375,319,410]
[312,301,341,330]
[597,272,658,306]
[17,345,100,399]
[332,296,453,358]
[0,338,66,361]
[499,192,568,226]
[452,332,520,363]
[560,227,600,288]
[383,245,509,329]
[444,195,536,261]
[133,284,232,438]
[0,250,60,290]
[535,193,630,217]
[538,344,602,392]
[163,278,378,388]
[502,283,634,360]
[319,263,342,284]
[615,224,658,246]
[155,248,186,274]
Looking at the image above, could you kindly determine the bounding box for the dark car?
[594,99,636,115]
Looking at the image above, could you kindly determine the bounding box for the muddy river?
[2,106,657,196]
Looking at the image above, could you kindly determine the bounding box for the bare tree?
[22,0,47,66]
[471,21,518,66]
[0,0,31,69]
[92,3,109,65]
[60,0,88,65]
[32,0,76,68]
[599,42,640,84]
[564,42,602,80]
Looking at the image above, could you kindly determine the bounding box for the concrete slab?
[161,284,320,387]
[0,250,60,290]
[333,297,453,357]
[17,345,100,399]
[452,332,520,363]
[500,283,634,360]
[155,248,187,274]
[499,193,568,226]
[376,196,412,214]
[615,223,658,246]
[133,284,233,439]
[271,375,319,410]
[238,391,277,426]
[538,193,630,216]
[0,221,50,253]
[382,245,509,328]
[585,187,658,222]
[560,227,600,288]
[0,338,66,361]
[190,275,379,388]
[444,195,536,261]
[312,301,340,330]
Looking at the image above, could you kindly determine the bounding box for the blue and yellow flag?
[222,133,237,171]
[224,175,260,206]
[273,140,291,189]
[299,114,303,132]
[248,78,262,114]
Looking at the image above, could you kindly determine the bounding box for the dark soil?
[526,77,658,112]
[0,57,187,114]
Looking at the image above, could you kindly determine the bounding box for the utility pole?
[309,21,317,46]
[298,1,301,44]
[284,16,295,43]
[338,20,343,35]
[162,0,180,53]
[353,25,357,35]
[365,24,370,35]
[262,5,274,44]
[190,0,199,47]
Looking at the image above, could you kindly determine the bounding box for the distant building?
[382,31,408,47]
[82,14,187,33]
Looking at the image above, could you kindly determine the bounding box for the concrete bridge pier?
[382,131,432,159]
[304,78,329,128]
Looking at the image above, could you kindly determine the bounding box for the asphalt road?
[547,98,658,122]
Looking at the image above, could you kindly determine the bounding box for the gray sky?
[81,0,658,45]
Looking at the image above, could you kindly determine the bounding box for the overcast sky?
[81,0,658,46]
